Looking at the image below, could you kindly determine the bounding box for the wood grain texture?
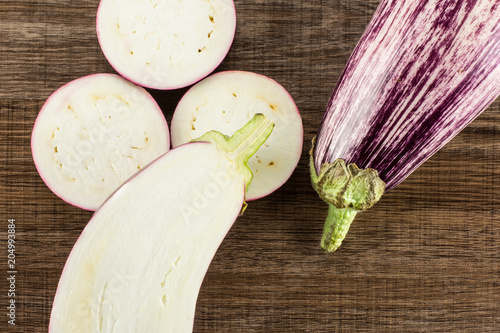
[1,0,499,332]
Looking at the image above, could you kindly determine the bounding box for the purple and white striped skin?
[314,0,500,191]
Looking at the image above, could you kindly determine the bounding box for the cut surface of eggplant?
[49,115,274,332]
[171,71,303,200]
[96,0,236,89]
[31,74,170,211]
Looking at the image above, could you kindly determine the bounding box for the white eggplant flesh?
[171,71,303,200]
[49,115,274,332]
[31,74,170,211]
[96,0,236,90]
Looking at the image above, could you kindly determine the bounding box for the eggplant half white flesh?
[49,114,274,332]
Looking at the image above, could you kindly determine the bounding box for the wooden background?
[1,0,499,332]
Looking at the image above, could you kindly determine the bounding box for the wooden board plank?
[1,0,499,331]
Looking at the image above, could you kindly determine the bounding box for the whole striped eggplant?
[311,0,500,252]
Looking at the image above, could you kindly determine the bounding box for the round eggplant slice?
[31,74,170,210]
[171,71,303,200]
[96,0,236,90]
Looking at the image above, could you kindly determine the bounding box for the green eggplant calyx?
[192,113,275,193]
[310,141,385,252]
[310,156,385,211]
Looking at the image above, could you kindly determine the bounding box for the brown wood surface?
[1,0,499,332]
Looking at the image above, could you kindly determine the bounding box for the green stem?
[192,113,274,190]
[310,142,386,253]
[320,204,357,253]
